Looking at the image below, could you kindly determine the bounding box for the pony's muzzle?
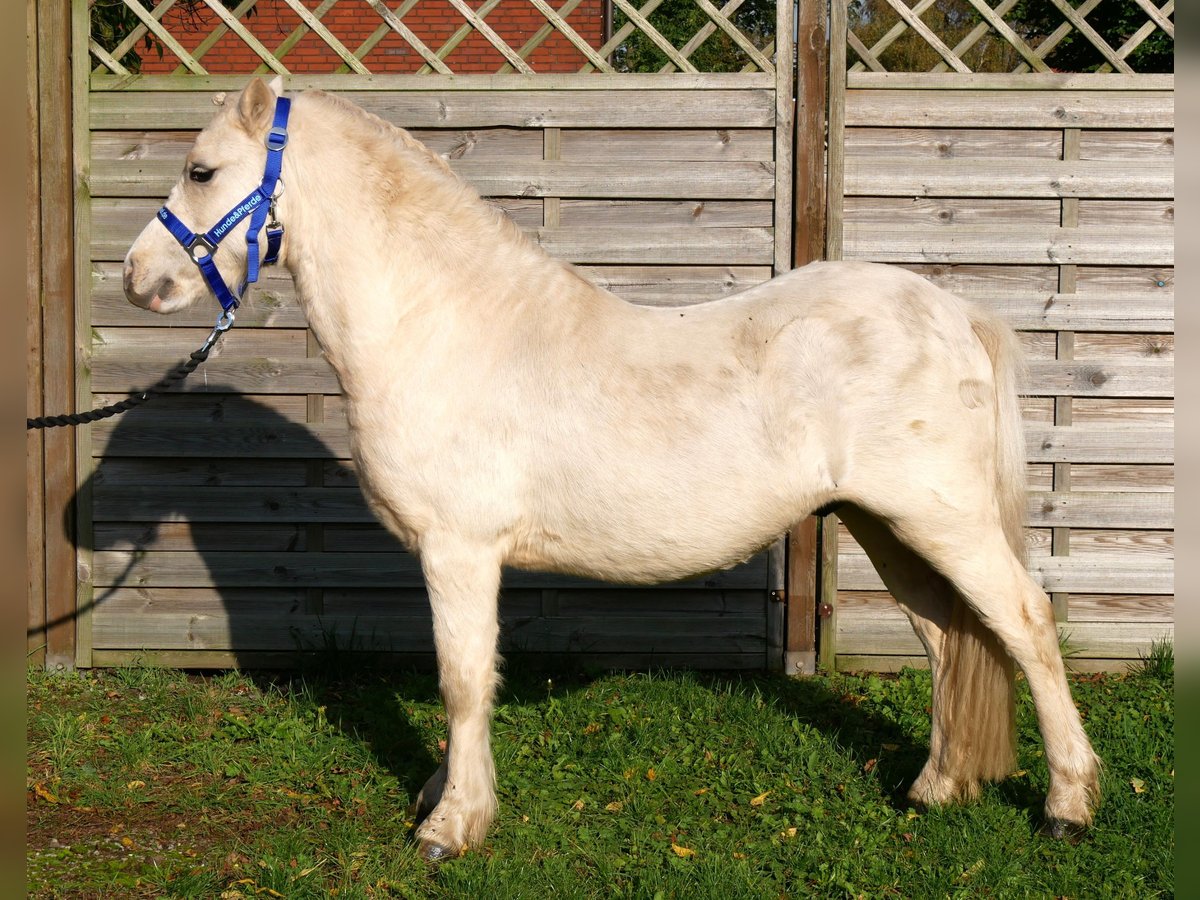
[123,260,164,312]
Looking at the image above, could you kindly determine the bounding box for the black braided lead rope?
[27,320,232,430]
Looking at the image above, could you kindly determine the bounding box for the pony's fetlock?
[414,793,496,861]
[1044,772,1098,830]
[908,763,983,808]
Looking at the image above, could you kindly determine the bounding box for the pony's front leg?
[412,538,503,861]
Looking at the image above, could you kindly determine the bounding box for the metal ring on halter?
[189,234,217,262]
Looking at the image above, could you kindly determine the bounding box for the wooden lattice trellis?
[88,0,777,76]
[847,0,1173,74]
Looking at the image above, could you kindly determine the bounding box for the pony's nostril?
[123,263,135,297]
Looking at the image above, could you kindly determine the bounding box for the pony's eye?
[189,166,214,184]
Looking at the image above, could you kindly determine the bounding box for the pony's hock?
[123,77,1102,859]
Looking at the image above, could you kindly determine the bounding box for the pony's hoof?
[419,840,461,863]
[1041,818,1087,844]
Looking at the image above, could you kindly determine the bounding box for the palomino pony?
[124,77,1100,859]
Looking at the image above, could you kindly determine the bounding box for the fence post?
[783,0,830,676]
[36,0,78,670]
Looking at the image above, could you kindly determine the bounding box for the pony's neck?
[276,91,591,385]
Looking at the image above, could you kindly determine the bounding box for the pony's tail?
[936,307,1027,791]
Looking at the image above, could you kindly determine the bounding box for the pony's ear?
[267,75,284,97]
[237,78,276,134]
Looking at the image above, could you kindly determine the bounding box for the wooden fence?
[29,0,1173,673]
[29,0,800,672]
[819,0,1174,671]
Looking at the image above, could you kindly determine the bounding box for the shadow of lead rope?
[26,545,144,638]
[27,312,234,430]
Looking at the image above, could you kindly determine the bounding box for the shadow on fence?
[56,370,936,816]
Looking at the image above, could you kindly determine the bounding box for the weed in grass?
[1132,639,1173,680]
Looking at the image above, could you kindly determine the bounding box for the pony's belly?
[507,489,801,585]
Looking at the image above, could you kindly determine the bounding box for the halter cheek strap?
[157,96,292,315]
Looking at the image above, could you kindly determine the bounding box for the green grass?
[27,660,1173,898]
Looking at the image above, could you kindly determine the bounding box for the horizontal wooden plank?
[90,89,778,130]
[833,654,1147,674]
[1067,529,1174,558]
[92,586,537,617]
[838,551,1172,594]
[91,356,340,394]
[94,457,310,486]
[91,550,769,590]
[1025,425,1173,463]
[1079,131,1174,160]
[93,326,307,356]
[1038,558,1172,594]
[91,392,309,423]
[844,197,1060,227]
[844,127,1062,159]
[977,292,1174,333]
[91,612,430,652]
[93,421,349,457]
[91,485,373,523]
[1066,593,1173,623]
[92,610,766,654]
[91,128,546,166]
[1066,464,1173,493]
[1074,332,1172,361]
[1077,200,1174,228]
[90,73,777,92]
[559,129,774,161]
[88,648,764,670]
[835,597,1171,657]
[527,226,767,264]
[887,526,1174,561]
[844,158,1173,200]
[85,126,774,169]
[1027,491,1173,529]
[1076,266,1173,294]
[844,90,1174,129]
[1024,361,1173,398]
[90,157,778,200]
[557,200,774,228]
[1073,398,1173,425]
[846,73,1174,92]
[93,522,310,553]
[1057,621,1174,658]
[901,263,1058,294]
[842,224,1174,265]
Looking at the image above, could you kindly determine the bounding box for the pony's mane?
[301,88,542,257]
[306,89,456,178]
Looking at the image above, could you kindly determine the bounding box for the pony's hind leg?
[892,514,1101,830]
[837,504,1016,808]
[412,538,503,860]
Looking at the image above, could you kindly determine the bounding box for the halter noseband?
[156,96,292,323]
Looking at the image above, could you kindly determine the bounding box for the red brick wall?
[139,0,606,74]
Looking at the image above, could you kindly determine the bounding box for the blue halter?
[156,96,292,320]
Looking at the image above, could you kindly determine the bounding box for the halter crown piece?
[156,96,292,324]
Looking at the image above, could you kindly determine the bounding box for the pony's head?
[123,76,286,315]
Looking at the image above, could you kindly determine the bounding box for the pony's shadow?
[68,377,437,798]
[67,372,937,813]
